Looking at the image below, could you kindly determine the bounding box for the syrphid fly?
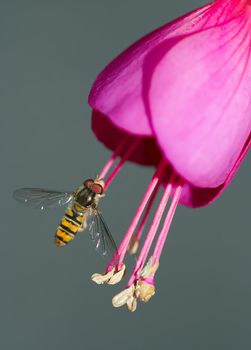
[13,178,117,258]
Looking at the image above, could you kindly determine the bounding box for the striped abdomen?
[55,205,86,247]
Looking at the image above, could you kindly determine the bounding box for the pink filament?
[141,277,155,286]
[106,159,167,272]
[135,181,160,241]
[99,136,129,179]
[126,174,175,287]
[104,139,140,190]
[152,180,183,263]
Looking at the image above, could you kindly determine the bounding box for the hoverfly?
[13,178,117,258]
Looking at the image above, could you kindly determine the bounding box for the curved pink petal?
[92,110,161,166]
[175,132,251,207]
[93,110,250,208]
[89,0,251,207]
[148,7,251,188]
[88,2,216,136]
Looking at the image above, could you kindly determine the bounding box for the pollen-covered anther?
[112,284,135,308]
[107,263,126,285]
[91,267,115,285]
[134,256,159,303]
[127,295,137,312]
[135,280,155,303]
[127,234,140,255]
[140,256,159,279]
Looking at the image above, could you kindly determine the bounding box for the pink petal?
[92,110,161,166]
[177,132,251,207]
[148,7,251,188]
[89,0,251,207]
[93,110,251,208]
[88,3,215,136]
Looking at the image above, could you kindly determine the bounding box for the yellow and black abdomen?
[55,206,85,247]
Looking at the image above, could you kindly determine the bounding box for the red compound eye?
[84,179,94,189]
[91,183,104,195]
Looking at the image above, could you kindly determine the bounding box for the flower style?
[88,0,251,311]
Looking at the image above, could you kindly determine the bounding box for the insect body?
[55,205,86,247]
[13,178,116,257]
[54,179,104,247]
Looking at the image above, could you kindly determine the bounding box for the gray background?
[1,0,251,349]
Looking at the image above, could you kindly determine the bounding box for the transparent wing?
[88,210,117,259]
[13,188,73,210]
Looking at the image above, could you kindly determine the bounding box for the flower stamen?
[91,263,126,285]
[126,173,175,287]
[104,138,141,190]
[113,159,167,271]
[127,182,160,255]
[112,284,135,309]
[135,279,156,303]
[152,179,183,263]
[135,256,159,303]
[99,136,130,179]
[91,267,115,285]
[112,175,183,311]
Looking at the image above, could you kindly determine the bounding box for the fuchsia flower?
[88,0,251,311]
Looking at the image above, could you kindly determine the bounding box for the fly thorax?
[75,188,97,208]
